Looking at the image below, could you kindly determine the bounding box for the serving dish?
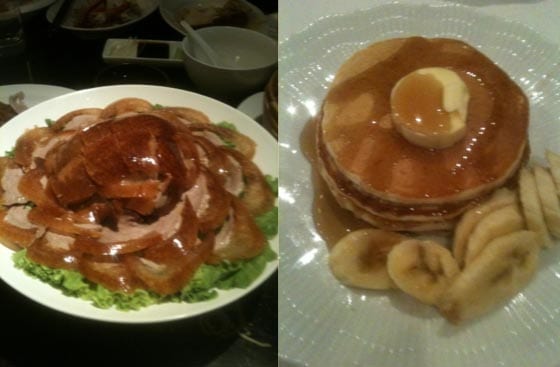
[0,85,278,323]
[279,3,560,367]
[46,0,158,38]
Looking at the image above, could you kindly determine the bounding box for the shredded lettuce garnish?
[216,121,237,131]
[4,147,15,158]
[12,202,278,311]
[265,175,278,196]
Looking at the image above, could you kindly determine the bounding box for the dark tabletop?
[0,2,278,366]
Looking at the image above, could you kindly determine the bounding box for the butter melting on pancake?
[391,67,469,149]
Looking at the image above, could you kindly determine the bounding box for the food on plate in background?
[0,97,278,310]
[0,102,17,125]
[263,70,277,138]
[306,36,560,324]
[180,0,247,28]
[74,0,142,28]
[0,92,27,126]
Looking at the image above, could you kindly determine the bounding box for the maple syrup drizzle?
[300,117,369,249]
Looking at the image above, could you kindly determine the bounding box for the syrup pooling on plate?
[300,117,369,248]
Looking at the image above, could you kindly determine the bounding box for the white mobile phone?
[102,39,184,66]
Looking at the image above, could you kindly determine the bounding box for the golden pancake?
[317,37,528,231]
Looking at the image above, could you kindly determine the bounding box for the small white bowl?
[181,26,277,99]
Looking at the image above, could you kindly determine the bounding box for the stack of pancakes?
[317,37,528,232]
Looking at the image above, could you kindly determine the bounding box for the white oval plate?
[0,84,74,110]
[279,3,560,367]
[0,85,278,323]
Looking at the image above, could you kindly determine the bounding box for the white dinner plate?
[0,84,74,110]
[279,3,560,367]
[0,85,278,323]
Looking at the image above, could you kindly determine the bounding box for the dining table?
[279,1,560,367]
[0,1,278,367]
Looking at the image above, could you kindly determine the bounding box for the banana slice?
[519,167,552,247]
[534,165,560,238]
[387,239,459,305]
[463,204,525,266]
[329,229,407,290]
[546,150,560,193]
[453,188,517,267]
[438,230,539,324]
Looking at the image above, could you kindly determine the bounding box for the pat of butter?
[391,67,470,149]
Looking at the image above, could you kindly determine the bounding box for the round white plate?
[0,85,278,323]
[279,3,560,367]
[0,84,73,110]
[237,91,264,120]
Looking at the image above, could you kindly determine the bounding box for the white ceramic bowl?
[181,26,277,98]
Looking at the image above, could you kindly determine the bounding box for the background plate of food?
[19,0,56,16]
[279,3,560,367]
[0,84,278,323]
[159,0,268,36]
[0,84,73,125]
[46,0,158,38]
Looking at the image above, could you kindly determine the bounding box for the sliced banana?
[328,229,407,290]
[534,165,560,238]
[519,167,552,247]
[387,239,459,305]
[546,150,560,193]
[463,204,525,266]
[438,230,540,324]
[453,188,517,267]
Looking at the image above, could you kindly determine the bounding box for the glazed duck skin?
[0,98,275,296]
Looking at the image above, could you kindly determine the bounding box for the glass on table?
[0,0,24,58]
